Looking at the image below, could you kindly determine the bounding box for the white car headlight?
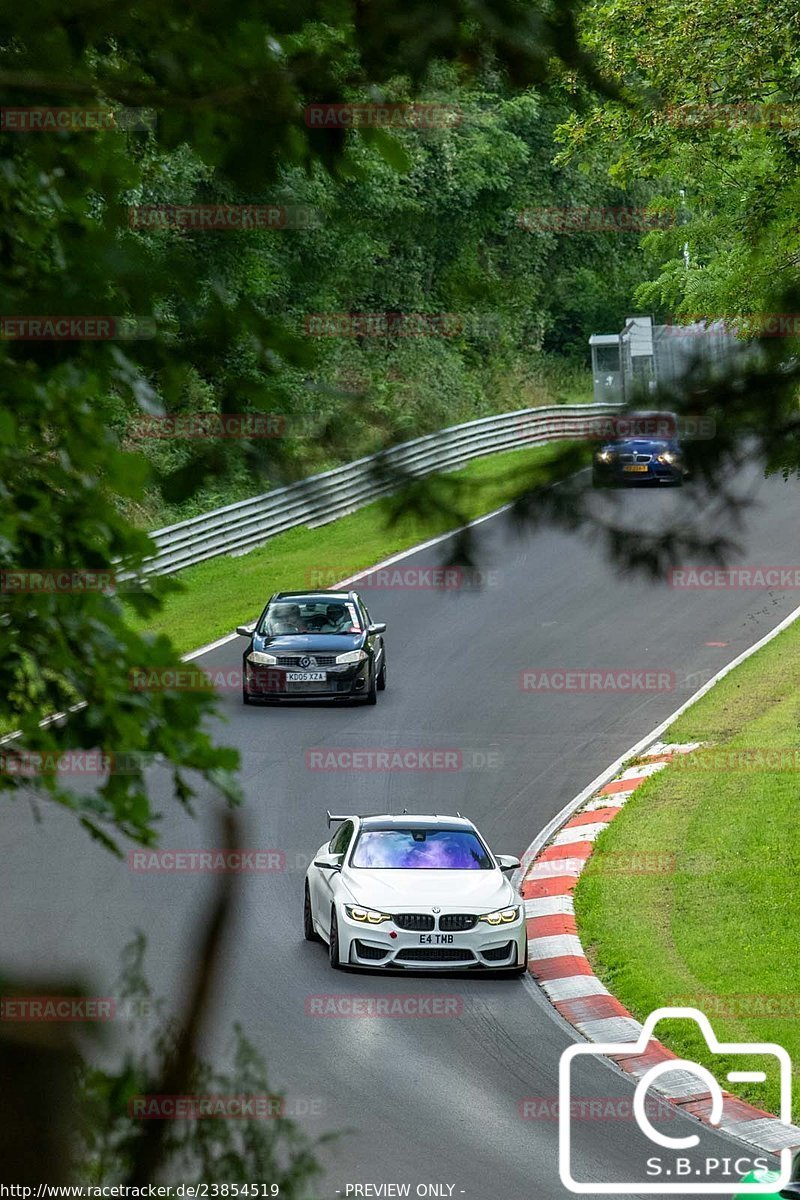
[595,449,615,463]
[247,651,277,665]
[336,649,368,665]
[657,450,680,465]
[345,905,392,924]
[479,906,520,925]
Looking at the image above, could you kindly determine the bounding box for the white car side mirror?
[314,852,344,871]
[496,854,521,873]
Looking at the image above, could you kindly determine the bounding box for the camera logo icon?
[559,1006,793,1194]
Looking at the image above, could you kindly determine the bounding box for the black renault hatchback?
[237,590,387,705]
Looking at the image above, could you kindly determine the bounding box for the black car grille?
[393,913,435,931]
[439,914,478,932]
[354,941,389,960]
[395,947,474,962]
[276,654,337,666]
[619,453,652,464]
[284,680,345,693]
[482,942,515,962]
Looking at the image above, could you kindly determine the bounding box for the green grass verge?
[125,361,593,530]
[575,615,800,1121]
[132,442,576,653]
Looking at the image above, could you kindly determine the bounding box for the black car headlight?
[335,649,368,665]
[248,651,277,665]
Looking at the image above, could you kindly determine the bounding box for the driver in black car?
[323,603,349,632]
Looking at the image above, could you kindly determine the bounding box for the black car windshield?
[350,828,493,870]
[611,438,675,450]
[612,412,678,439]
[259,596,363,636]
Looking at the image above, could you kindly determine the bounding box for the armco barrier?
[142,403,622,576]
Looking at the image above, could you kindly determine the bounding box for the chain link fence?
[592,316,754,404]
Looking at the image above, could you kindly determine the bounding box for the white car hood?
[342,868,514,911]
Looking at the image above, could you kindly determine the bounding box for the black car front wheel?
[377,656,387,691]
[364,664,378,705]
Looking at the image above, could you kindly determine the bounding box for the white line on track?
[2,500,516,741]
[182,501,513,661]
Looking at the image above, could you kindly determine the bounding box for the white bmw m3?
[304,812,527,973]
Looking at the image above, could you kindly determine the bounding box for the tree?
[0,0,634,847]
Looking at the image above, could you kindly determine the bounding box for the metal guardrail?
[144,402,622,576]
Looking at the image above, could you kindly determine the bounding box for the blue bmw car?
[591,434,687,487]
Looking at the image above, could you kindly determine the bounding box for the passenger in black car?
[268,603,306,634]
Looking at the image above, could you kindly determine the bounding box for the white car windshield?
[351,828,493,870]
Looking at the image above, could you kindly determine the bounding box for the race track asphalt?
[3,468,799,1197]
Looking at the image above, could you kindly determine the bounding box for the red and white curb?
[521,739,800,1156]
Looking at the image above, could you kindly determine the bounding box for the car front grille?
[619,453,652,464]
[354,941,390,960]
[439,914,478,932]
[395,947,474,962]
[284,680,345,693]
[276,654,336,666]
[393,913,435,931]
[482,942,515,962]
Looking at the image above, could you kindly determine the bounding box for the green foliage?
[563,0,800,321]
[1,0,654,851]
[119,74,648,524]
